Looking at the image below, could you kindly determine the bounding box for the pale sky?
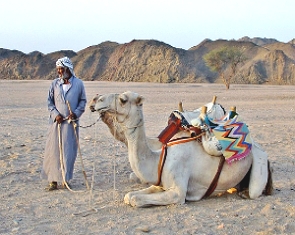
[1,0,294,54]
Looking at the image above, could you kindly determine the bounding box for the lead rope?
[72,120,90,190]
[113,96,118,201]
[58,123,76,192]
[66,101,90,190]
[72,116,100,216]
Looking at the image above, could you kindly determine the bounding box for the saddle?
[157,109,222,158]
[158,111,202,145]
[157,106,251,162]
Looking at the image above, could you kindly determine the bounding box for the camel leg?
[248,141,269,199]
[263,160,273,195]
[124,185,187,207]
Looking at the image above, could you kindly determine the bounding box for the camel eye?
[120,97,127,104]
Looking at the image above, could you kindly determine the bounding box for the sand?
[1,80,295,235]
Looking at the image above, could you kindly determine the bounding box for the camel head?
[89,91,145,144]
[88,93,129,145]
[90,91,144,123]
[89,93,113,113]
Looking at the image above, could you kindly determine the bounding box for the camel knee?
[167,189,186,204]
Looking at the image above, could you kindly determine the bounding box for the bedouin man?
[41,56,87,191]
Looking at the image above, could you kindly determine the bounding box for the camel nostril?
[89,105,95,112]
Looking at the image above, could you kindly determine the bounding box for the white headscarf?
[56,57,76,77]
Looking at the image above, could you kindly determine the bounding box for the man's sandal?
[45,182,58,191]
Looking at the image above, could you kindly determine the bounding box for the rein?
[79,116,101,128]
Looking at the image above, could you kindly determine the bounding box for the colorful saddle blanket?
[210,111,252,164]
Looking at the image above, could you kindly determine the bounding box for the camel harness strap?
[155,133,226,198]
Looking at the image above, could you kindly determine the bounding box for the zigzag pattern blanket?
[211,115,252,164]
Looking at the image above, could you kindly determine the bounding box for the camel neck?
[125,124,159,184]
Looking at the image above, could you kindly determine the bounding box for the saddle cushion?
[213,121,252,164]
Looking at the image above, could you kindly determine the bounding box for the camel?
[90,91,272,207]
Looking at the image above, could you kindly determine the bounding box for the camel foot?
[124,192,132,205]
[124,193,143,207]
[124,193,152,207]
[128,195,151,207]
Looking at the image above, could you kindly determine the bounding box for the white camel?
[90,91,272,207]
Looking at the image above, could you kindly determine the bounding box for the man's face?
[57,66,70,80]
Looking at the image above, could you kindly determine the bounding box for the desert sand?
[1,80,295,235]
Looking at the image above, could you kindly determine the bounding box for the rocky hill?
[1,37,295,84]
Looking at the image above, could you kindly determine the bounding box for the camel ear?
[136,95,144,106]
[91,94,100,102]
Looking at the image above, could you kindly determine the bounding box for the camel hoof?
[124,193,131,205]
[124,193,140,207]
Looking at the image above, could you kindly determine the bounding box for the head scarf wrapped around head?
[56,57,75,77]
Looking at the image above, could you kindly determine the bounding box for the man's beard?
[59,70,70,80]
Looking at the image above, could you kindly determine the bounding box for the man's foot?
[45,182,58,191]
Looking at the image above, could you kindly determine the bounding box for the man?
[41,57,87,191]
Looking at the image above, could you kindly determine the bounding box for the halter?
[111,93,144,130]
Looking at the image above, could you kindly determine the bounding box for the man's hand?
[55,114,64,124]
[68,113,77,120]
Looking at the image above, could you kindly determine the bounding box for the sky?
[1,0,294,54]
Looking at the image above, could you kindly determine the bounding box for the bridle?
[111,93,144,130]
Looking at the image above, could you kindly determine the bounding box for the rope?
[89,163,95,208]
[58,123,76,192]
[79,116,101,128]
[72,120,90,190]
[113,116,118,201]
[66,100,90,190]
[72,119,99,216]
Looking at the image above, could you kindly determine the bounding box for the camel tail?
[263,160,273,195]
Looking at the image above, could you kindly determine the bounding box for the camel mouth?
[89,104,109,113]
[96,107,111,114]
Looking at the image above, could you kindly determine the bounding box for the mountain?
[1,37,295,85]
[237,36,279,46]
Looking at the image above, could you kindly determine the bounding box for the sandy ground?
[1,80,295,235]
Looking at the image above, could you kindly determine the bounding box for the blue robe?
[41,76,87,183]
